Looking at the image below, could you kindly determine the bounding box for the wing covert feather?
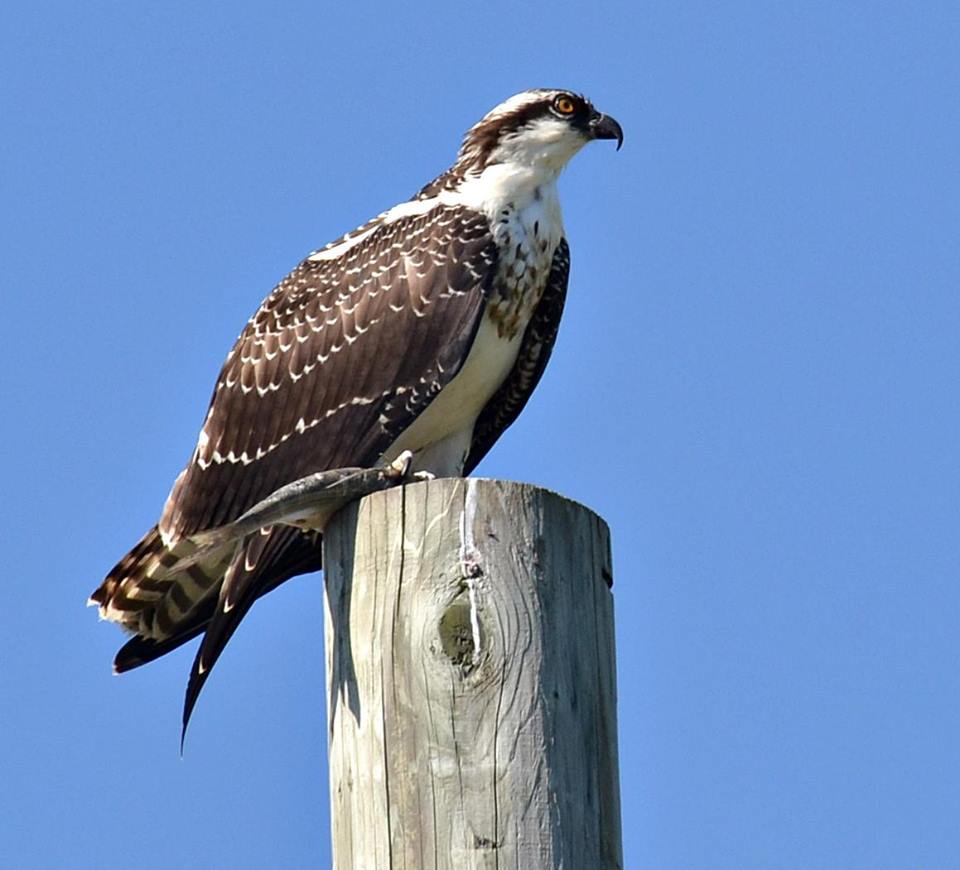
[160,206,497,542]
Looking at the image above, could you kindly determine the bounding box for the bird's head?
[457,89,623,177]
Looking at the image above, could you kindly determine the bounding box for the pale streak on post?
[323,478,623,869]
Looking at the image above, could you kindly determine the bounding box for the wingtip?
[181,688,201,754]
[180,700,195,755]
[180,644,209,752]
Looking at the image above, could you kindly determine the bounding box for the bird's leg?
[180,456,421,567]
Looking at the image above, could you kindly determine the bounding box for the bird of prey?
[90,88,623,738]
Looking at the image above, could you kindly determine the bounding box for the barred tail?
[93,524,323,742]
[89,526,232,644]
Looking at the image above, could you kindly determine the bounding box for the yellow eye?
[554,95,576,115]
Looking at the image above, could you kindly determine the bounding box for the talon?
[413,470,436,481]
[388,450,414,477]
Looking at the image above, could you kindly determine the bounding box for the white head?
[457,89,623,176]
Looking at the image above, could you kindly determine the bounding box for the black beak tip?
[590,113,624,151]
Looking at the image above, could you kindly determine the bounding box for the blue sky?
[3,2,959,867]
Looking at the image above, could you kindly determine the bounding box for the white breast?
[382,312,526,476]
[383,168,565,476]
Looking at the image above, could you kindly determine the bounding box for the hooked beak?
[588,112,624,151]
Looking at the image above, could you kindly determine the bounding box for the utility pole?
[323,478,622,868]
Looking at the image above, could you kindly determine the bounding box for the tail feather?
[115,619,210,673]
[107,527,322,673]
[90,526,232,641]
[95,523,323,746]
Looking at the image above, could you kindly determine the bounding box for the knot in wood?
[437,600,478,669]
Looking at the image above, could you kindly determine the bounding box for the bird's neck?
[448,161,563,226]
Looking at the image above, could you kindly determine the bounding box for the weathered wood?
[323,478,622,869]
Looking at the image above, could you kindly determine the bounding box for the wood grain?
[323,478,622,869]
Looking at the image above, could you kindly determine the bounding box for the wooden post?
[323,478,622,869]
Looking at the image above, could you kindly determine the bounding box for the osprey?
[90,88,623,737]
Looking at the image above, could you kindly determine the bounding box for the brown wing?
[465,238,569,473]
[160,204,498,544]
